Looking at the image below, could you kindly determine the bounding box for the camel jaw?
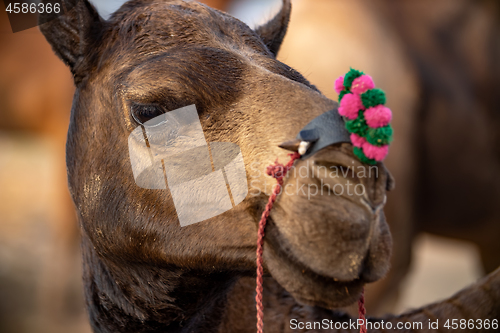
[262,222,366,309]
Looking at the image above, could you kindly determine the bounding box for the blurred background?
[0,0,498,332]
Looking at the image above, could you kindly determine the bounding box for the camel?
[39,0,500,332]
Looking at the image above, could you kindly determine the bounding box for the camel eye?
[131,103,165,125]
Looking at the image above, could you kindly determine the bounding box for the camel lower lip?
[292,246,365,283]
[291,256,364,286]
[293,279,364,309]
[263,221,366,308]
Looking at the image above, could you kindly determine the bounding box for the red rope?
[255,152,367,333]
[256,152,300,333]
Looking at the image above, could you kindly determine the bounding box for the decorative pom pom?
[345,112,369,137]
[351,75,375,95]
[366,125,394,146]
[361,88,386,109]
[362,142,389,161]
[364,105,392,128]
[344,68,364,89]
[339,93,363,120]
[338,90,347,103]
[334,76,345,94]
[350,133,366,148]
[353,147,376,165]
[335,68,393,165]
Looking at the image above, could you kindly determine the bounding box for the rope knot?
[265,152,301,181]
[266,162,286,180]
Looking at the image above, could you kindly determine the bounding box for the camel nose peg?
[279,129,320,155]
[279,109,351,158]
[278,139,313,155]
[279,138,301,152]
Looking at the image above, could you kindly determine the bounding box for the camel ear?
[255,0,291,57]
[39,0,103,85]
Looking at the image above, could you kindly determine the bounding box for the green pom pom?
[338,90,348,103]
[366,125,394,146]
[361,88,386,108]
[353,147,376,165]
[343,68,364,89]
[345,111,369,137]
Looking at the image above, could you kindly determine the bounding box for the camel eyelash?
[130,103,166,125]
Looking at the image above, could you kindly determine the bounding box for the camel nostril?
[361,195,387,215]
[374,195,387,214]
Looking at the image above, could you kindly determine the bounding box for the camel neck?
[81,235,236,333]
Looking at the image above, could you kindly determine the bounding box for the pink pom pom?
[362,142,389,161]
[339,93,363,120]
[351,75,375,95]
[364,105,392,128]
[350,133,366,148]
[334,76,345,94]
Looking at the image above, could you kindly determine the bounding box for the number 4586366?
[444,319,498,330]
[5,2,61,14]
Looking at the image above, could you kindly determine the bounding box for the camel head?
[40,0,394,328]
